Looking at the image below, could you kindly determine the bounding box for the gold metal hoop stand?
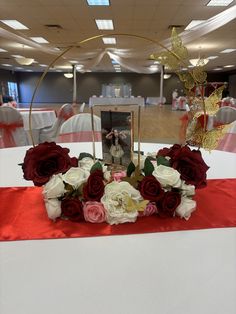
[29,33,206,167]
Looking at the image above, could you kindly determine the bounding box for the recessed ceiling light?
[181,68,188,71]
[15,67,23,70]
[39,64,47,67]
[207,0,233,6]
[87,0,110,5]
[213,67,223,71]
[70,60,78,64]
[154,61,160,64]
[224,64,234,68]
[220,48,236,53]
[1,64,11,66]
[185,20,205,30]
[30,37,49,43]
[0,20,29,30]
[102,37,116,44]
[0,48,7,52]
[26,69,33,72]
[207,56,218,59]
[95,19,114,30]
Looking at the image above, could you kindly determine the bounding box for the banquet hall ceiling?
[0,0,235,73]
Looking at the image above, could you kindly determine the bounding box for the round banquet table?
[17,109,57,144]
[0,143,236,314]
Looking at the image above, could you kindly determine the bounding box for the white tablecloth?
[0,143,236,314]
[19,110,57,130]
[89,97,145,107]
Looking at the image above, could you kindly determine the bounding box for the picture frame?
[100,110,134,166]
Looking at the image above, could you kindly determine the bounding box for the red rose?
[170,146,209,188]
[83,170,105,202]
[22,142,75,186]
[157,144,181,158]
[138,175,164,202]
[61,198,84,222]
[157,191,181,217]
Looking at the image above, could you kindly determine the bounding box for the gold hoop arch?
[28,32,206,157]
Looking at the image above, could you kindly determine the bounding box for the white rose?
[43,174,65,199]
[62,167,89,188]
[152,165,181,188]
[102,165,111,181]
[78,157,94,171]
[101,181,142,225]
[181,182,195,197]
[44,198,61,220]
[176,197,196,220]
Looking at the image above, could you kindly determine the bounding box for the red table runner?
[0,179,236,241]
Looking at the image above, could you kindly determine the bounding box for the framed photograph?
[100,110,133,166]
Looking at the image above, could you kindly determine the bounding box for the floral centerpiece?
[21,142,209,225]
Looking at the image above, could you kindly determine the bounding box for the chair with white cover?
[214,107,236,153]
[39,103,74,143]
[214,106,236,125]
[216,121,236,153]
[57,113,101,142]
[0,106,29,148]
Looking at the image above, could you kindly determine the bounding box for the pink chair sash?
[172,99,177,110]
[58,131,101,143]
[0,121,24,148]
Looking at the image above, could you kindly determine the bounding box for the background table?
[18,109,57,131]
[18,109,57,144]
[0,143,236,314]
[89,97,145,107]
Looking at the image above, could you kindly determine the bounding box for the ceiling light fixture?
[102,37,116,44]
[0,48,7,52]
[189,58,209,66]
[30,37,49,43]
[87,0,110,5]
[15,57,34,65]
[220,48,236,53]
[223,64,234,68]
[207,56,219,60]
[95,19,114,30]
[14,45,34,65]
[0,19,29,30]
[164,74,171,79]
[64,73,73,78]
[207,0,233,6]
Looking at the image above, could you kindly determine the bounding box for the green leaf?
[78,152,93,161]
[143,158,154,176]
[156,156,170,167]
[126,161,136,177]
[90,161,103,173]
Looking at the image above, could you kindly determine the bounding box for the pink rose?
[83,201,106,223]
[112,171,126,182]
[139,202,158,217]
